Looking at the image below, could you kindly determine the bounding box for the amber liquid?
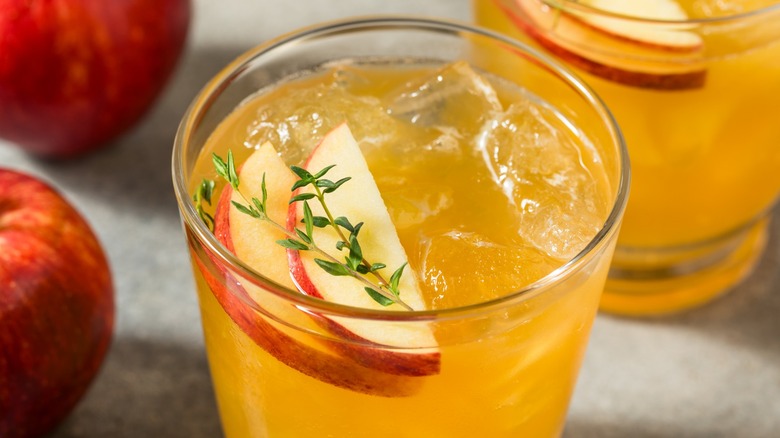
[187,61,616,436]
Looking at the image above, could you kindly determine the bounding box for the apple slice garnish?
[574,0,703,51]
[200,142,423,397]
[505,0,707,89]
[287,123,440,376]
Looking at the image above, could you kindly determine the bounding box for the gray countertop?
[1,1,778,437]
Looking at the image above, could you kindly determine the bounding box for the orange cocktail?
[173,18,628,437]
[476,0,780,314]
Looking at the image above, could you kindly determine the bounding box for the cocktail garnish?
[197,150,414,310]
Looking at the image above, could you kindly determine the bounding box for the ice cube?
[367,131,461,232]
[385,61,503,142]
[242,69,405,164]
[476,98,610,260]
[416,230,560,309]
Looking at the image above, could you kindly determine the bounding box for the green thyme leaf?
[212,152,239,190]
[277,239,309,250]
[316,179,335,190]
[313,164,337,179]
[197,208,215,232]
[365,287,394,306]
[295,229,312,244]
[193,179,217,231]
[212,154,229,181]
[352,222,364,237]
[315,259,350,276]
[389,263,407,295]
[232,201,261,218]
[311,216,329,228]
[347,234,363,269]
[261,173,268,208]
[291,178,313,191]
[227,150,239,189]
[198,179,215,205]
[303,201,314,240]
[334,216,354,232]
[251,197,265,215]
[290,192,316,203]
[324,177,351,194]
[290,165,313,180]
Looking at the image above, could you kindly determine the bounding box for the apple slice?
[200,142,423,397]
[575,0,703,51]
[505,0,707,89]
[287,123,440,376]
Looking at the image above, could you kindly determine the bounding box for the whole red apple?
[0,0,191,158]
[0,169,114,438]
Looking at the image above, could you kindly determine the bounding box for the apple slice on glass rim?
[286,123,440,376]
[503,0,707,90]
[200,143,426,397]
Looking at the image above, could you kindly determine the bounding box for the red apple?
[0,0,191,158]
[0,169,114,438]
[204,145,423,396]
[504,0,707,89]
[287,123,440,376]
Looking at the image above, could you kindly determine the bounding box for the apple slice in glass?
[199,143,423,397]
[574,0,703,51]
[287,123,440,377]
[504,0,707,89]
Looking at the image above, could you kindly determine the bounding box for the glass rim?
[172,15,630,322]
[550,0,780,25]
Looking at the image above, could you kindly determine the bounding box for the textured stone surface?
[0,1,777,437]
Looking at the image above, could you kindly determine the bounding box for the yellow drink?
[475,0,780,314]
[173,18,628,437]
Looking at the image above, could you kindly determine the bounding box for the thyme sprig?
[193,179,216,232]
[198,150,413,310]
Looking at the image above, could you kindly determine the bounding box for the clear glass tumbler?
[173,17,628,437]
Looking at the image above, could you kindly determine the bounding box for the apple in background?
[205,144,423,396]
[0,169,114,438]
[0,0,191,159]
[506,0,707,90]
[287,123,440,376]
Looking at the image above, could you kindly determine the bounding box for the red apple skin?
[197,187,422,397]
[286,201,441,377]
[0,169,114,438]
[0,0,191,159]
[501,0,707,90]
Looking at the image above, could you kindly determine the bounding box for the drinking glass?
[172,17,628,436]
